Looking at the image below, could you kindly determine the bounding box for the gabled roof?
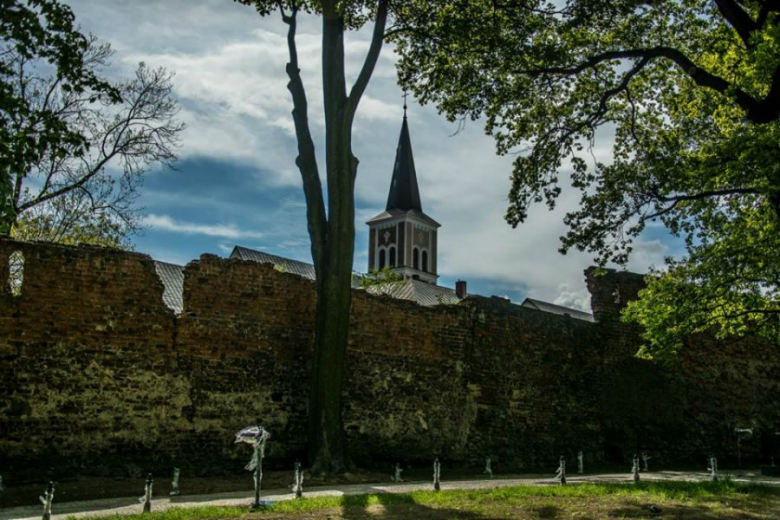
[153,252,591,317]
[231,246,316,279]
[520,298,595,322]
[231,246,363,288]
[387,117,423,212]
[152,247,463,311]
[154,261,185,314]
[234,246,459,306]
[366,279,462,307]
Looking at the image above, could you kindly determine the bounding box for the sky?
[63,0,682,311]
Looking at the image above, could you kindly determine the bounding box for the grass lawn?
[70,480,780,519]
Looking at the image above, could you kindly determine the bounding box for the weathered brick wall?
[586,267,780,465]
[1,239,778,483]
[463,297,603,469]
[175,254,315,470]
[0,240,182,478]
[344,292,474,464]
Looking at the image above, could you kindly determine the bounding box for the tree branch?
[280,2,327,273]
[520,47,771,123]
[655,187,761,204]
[589,56,649,126]
[711,0,758,47]
[18,146,116,212]
[345,0,389,127]
[758,65,780,123]
[641,188,761,221]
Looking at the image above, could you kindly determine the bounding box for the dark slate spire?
[386,116,422,212]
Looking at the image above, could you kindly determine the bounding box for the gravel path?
[2,470,778,520]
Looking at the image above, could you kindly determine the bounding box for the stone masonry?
[1,239,778,482]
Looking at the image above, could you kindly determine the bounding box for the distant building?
[366,112,440,284]
[153,261,185,313]
[153,111,592,320]
[519,298,595,322]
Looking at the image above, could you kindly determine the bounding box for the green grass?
[69,480,780,520]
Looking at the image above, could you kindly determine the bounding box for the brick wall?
[0,240,180,477]
[586,267,780,464]
[1,239,778,482]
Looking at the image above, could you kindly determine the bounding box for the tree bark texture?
[280,0,387,473]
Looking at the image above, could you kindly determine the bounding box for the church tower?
[367,108,440,284]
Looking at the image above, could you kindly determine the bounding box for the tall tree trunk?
[278,0,388,474]
[771,189,780,221]
[308,4,355,473]
[0,172,15,235]
[308,150,356,471]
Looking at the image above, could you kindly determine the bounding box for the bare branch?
[15,59,182,227]
[280,2,327,271]
[345,0,389,126]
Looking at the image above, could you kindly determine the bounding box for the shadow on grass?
[333,480,780,519]
[627,479,779,499]
[340,493,487,519]
[532,505,561,519]
[607,503,763,519]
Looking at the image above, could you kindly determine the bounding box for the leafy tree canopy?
[393,0,780,356]
[359,266,404,288]
[11,189,132,248]
[2,1,183,247]
[1,0,120,234]
[237,0,384,28]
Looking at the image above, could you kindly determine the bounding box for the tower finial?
[403,91,408,119]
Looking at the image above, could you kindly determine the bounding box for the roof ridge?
[153,260,184,269]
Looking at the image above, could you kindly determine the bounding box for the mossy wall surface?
[0,240,777,482]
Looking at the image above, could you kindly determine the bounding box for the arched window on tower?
[422,250,428,272]
[413,247,419,270]
[379,249,386,270]
[389,246,396,267]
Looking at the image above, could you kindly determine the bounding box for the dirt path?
[2,471,778,520]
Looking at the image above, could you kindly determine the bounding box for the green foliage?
[359,266,403,288]
[625,203,780,359]
[10,191,132,248]
[1,5,184,247]
[393,0,780,355]
[234,0,382,30]
[72,480,776,519]
[0,0,120,235]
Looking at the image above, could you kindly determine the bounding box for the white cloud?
[142,214,264,240]
[111,17,399,188]
[217,243,234,255]
[65,0,685,306]
[629,239,670,272]
[392,112,599,303]
[553,284,592,312]
[354,95,398,123]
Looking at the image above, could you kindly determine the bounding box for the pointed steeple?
[386,116,422,212]
[366,101,440,285]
